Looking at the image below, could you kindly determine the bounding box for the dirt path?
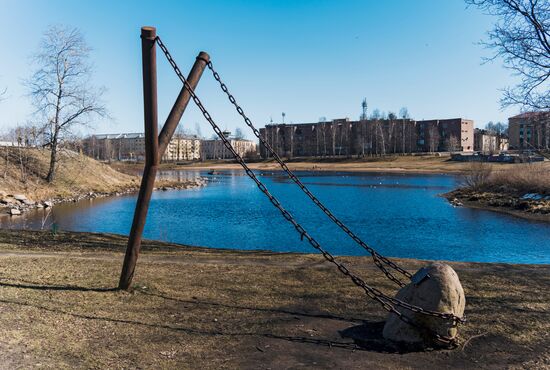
[0,230,548,369]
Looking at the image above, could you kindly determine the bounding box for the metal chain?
[155,36,464,347]
[207,61,412,287]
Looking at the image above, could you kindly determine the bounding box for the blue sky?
[0,0,518,138]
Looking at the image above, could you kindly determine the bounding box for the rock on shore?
[0,177,207,217]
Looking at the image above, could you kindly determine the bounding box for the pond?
[2,170,549,264]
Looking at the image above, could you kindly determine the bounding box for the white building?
[201,138,257,160]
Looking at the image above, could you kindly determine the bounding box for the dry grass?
[0,230,548,368]
[462,162,550,195]
[113,155,544,175]
[489,163,550,195]
[0,147,139,201]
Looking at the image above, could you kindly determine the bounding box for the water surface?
[3,170,549,264]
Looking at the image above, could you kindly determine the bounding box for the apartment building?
[84,133,145,161]
[415,119,474,152]
[259,117,474,158]
[161,135,201,161]
[508,112,550,150]
[201,138,257,160]
[474,129,509,153]
[84,133,201,161]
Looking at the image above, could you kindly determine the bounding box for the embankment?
[0,147,203,215]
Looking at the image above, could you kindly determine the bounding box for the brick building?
[259,117,474,158]
[508,112,550,150]
[415,119,474,152]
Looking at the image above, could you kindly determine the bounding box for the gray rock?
[43,201,53,208]
[382,262,465,347]
[10,208,21,215]
[1,198,15,204]
[13,194,27,201]
[22,199,35,206]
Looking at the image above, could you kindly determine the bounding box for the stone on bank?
[383,262,465,347]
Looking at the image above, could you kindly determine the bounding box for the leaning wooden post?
[118,26,159,290]
[119,27,210,290]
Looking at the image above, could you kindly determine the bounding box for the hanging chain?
[155,36,464,346]
[207,61,412,287]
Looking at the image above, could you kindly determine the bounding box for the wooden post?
[118,27,209,290]
[118,26,159,290]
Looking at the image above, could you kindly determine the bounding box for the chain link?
[206,60,412,287]
[155,36,464,347]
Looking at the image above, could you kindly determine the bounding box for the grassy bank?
[446,163,550,222]
[0,147,138,200]
[0,230,548,368]
[0,148,201,212]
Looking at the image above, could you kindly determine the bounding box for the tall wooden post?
[118,27,210,290]
[119,26,159,290]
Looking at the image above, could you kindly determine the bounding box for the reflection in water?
[2,170,549,264]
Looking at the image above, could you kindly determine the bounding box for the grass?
[0,230,548,368]
[0,147,139,201]
[0,147,199,203]
[460,162,550,195]
[488,163,550,195]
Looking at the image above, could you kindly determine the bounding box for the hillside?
[0,147,139,203]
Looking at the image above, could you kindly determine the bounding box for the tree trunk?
[46,139,58,183]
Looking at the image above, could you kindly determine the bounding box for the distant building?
[201,138,257,160]
[83,133,145,161]
[161,135,201,161]
[415,119,474,152]
[508,112,550,150]
[83,133,201,162]
[474,129,509,153]
[259,117,474,158]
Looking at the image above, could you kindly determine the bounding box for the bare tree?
[399,107,410,119]
[27,25,106,182]
[428,125,440,153]
[466,0,550,110]
[234,127,245,140]
[447,134,460,152]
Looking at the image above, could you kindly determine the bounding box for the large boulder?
[382,262,465,347]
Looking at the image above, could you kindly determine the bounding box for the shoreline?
[443,190,550,223]
[111,156,549,176]
[0,177,207,217]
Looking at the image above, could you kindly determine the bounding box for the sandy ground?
[0,230,548,369]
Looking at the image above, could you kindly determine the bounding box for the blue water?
[3,170,549,264]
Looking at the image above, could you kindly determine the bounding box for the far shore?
[110,155,549,175]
